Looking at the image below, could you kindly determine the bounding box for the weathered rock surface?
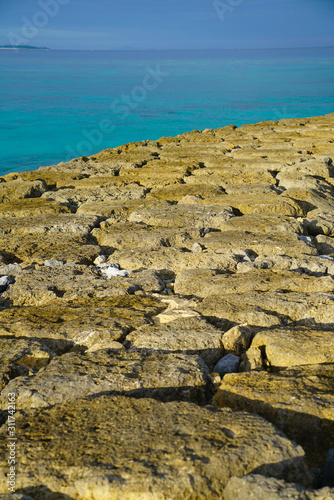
[125,315,224,370]
[224,475,334,500]
[1,114,334,497]
[1,265,164,307]
[214,364,334,466]
[0,397,311,498]
[0,350,213,408]
[0,295,166,352]
[251,327,334,368]
[196,290,334,329]
[174,268,334,297]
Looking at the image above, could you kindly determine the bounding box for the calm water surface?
[1,48,334,174]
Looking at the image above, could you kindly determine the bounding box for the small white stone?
[44,260,64,267]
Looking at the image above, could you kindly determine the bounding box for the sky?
[0,0,334,50]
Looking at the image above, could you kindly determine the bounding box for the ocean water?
[1,48,334,175]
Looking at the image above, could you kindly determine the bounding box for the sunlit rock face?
[0,113,334,498]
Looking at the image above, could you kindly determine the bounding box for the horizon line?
[33,46,334,51]
[2,45,334,51]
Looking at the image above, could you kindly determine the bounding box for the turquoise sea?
[1,48,334,175]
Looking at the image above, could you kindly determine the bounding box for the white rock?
[44,260,64,267]
[97,262,132,279]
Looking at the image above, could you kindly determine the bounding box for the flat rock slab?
[196,291,334,329]
[224,475,334,500]
[203,230,317,257]
[125,316,224,370]
[127,203,235,229]
[174,269,334,297]
[41,184,146,205]
[0,350,213,408]
[251,327,334,368]
[0,179,46,203]
[198,193,305,217]
[0,396,311,498]
[0,296,166,351]
[217,213,304,234]
[77,197,172,218]
[112,246,239,275]
[237,254,334,277]
[214,364,334,467]
[0,214,98,237]
[0,236,100,265]
[0,198,71,217]
[2,266,164,307]
[0,214,100,264]
[92,222,199,251]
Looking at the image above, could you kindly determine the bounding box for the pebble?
[213,354,240,377]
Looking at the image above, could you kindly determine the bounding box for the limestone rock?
[218,213,304,234]
[0,114,333,495]
[303,210,334,237]
[92,222,198,251]
[0,396,312,497]
[203,230,317,257]
[214,364,334,466]
[127,203,235,230]
[174,269,334,298]
[237,254,334,277]
[0,198,71,217]
[315,234,334,255]
[239,346,264,372]
[0,214,101,264]
[251,327,334,368]
[41,184,146,206]
[0,213,98,238]
[222,324,254,355]
[224,475,334,500]
[1,350,213,408]
[0,179,46,203]
[112,246,239,275]
[1,266,165,307]
[0,338,55,391]
[124,316,224,370]
[196,291,334,330]
[0,296,166,351]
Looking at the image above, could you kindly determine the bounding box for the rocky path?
[0,114,334,499]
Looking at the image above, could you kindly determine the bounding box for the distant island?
[0,45,50,50]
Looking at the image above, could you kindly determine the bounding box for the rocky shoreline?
[0,113,334,499]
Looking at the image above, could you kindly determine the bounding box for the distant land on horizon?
[1,45,334,52]
[0,45,50,50]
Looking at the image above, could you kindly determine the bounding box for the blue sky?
[0,0,334,50]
